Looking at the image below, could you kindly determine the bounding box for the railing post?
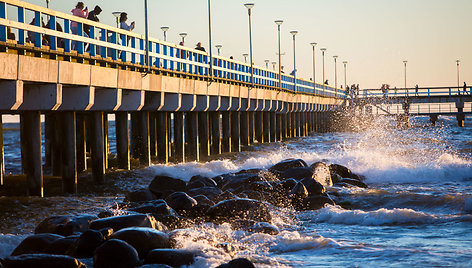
[0,2,5,42]
[34,11,42,48]
[88,25,95,56]
[121,33,127,62]
[100,28,107,58]
[17,6,25,44]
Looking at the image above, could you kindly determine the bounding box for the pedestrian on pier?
[84,5,102,37]
[71,2,89,50]
[119,13,135,32]
[195,42,206,52]
[464,82,468,95]
[415,84,419,96]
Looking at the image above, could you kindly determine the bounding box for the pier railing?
[359,86,471,98]
[0,0,345,98]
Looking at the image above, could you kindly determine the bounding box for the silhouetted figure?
[84,5,102,37]
[27,18,46,45]
[195,42,206,52]
[464,82,468,95]
[45,20,64,48]
[7,27,15,41]
[324,80,329,85]
[415,84,419,96]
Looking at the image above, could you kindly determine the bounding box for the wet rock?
[247,222,280,235]
[125,188,157,203]
[269,158,308,172]
[186,175,217,190]
[148,176,186,199]
[206,199,272,223]
[216,258,256,268]
[99,228,114,240]
[192,195,215,206]
[186,187,223,201]
[71,229,105,258]
[89,214,160,232]
[219,174,264,192]
[34,215,98,236]
[330,173,342,184]
[144,249,196,267]
[329,164,353,179]
[289,182,309,200]
[45,236,79,255]
[248,181,273,193]
[301,195,335,211]
[274,178,298,194]
[311,162,332,187]
[110,227,170,258]
[3,254,86,268]
[338,178,368,188]
[234,168,262,175]
[281,167,314,181]
[11,233,64,256]
[301,178,325,196]
[97,210,136,219]
[154,215,194,230]
[93,239,140,268]
[240,190,264,201]
[215,191,239,202]
[129,201,177,217]
[165,192,197,212]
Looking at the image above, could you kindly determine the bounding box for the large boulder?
[216,258,256,268]
[70,229,105,258]
[186,187,223,201]
[89,214,161,232]
[45,236,79,255]
[269,159,307,172]
[186,175,217,190]
[3,254,86,268]
[148,176,186,198]
[125,189,157,203]
[206,199,272,223]
[129,201,177,217]
[34,215,98,236]
[311,162,332,187]
[338,178,368,188]
[300,178,325,196]
[329,164,353,179]
[11,234,64,256]
[219,174,265,192]
[301,195,335,211]
[93,239,140,268]
[164,192,197,212]
[281,167,314,181]
[110,227,170,259]
[144,249,196,267]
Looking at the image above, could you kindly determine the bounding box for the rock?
[153,215,194,230]
[144,249,196,267]
[148,176,186,198]
[44,236,79,255]
[338,178,368,188]
[301,195,335,211]
[300,178,325,196]
[206,199,272,223]
[274,178,298,194]
[89,214,161,232]
[216,258,256,268]
[165,192,197,212]
[3,254,86,268]
[192,195,215,206]
[34,215,98,236]
[94,239,140,268]
[110,227,170,258]
[71,229,105,258]
[215,191,239,202]
[247,222,280,235]
[138,265,172,268]
[219,174,264,192]
[329,164,353,179]
[281,167,314,181]
[311,162,332,187]
[129,202,177,217]
[240,190,264,201]
[186,187,223,201]
[269,159,308,172]
[186,175,217,190]
[248,181,273,193]
[330,173,342,184]
[11,233,64,256]
[125,189,157,203]
[289,182,309,200]
[97,210,136,219]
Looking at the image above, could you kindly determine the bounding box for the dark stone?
[44,236,79,255]
[310,162,332,187]
[97,210,136,219]
[148,176,186,198]
[231,220,279,235]
[300,178,325,196]
[125,189,157,203]
[300,195,335,211]
[234,168,262,175]
[34,215,98,236]
[192,195,215,206]
[219,174,264,191]
[240,190,263,201]
[99,228,114,240]
[71,229,105,258]
[138,265,172,268]
[248,181,273,193]
[89,214,161,232]
[110,227,170,259]
[330,173,342,184]
[11,234,64,256]
[329,164,353,179]
[215,191,239,202]
[164,192,197,212]
[206,199,272,223]
[216,258,256,268]
[144,249,196,267]
[338,178,368,188]
[274,179,298,194]
[93,239,140,268]
[186,187,223,201]
[269,158,308,172]
[281,167,314,181]
[289,182,309,200]
[186,175,217,190]
[153,215,194,230]
[3,254,86,268]
[129,202,177,217]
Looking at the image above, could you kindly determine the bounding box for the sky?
[10,0,472,89]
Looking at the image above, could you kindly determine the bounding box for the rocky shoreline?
[1,159,367,268]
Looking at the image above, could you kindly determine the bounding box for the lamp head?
[310,42,317,47]
[215,44,222,49]
[112,12,121,18]
[343,61,348,64]
[333,55,338,59]
[243,53,249,57]
[161,26,169,32]
[179,32,188,38]
[265,59,270,63]
[320,48,327,52]
[274,20,283,26]
[456,59,460,64]
[244,3,255,9]
[290,30,298,36]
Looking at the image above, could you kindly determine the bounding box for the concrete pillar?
[0,114,3,186]
[115,112,130,170]
[286,112,291,138]
[291,112,296,137]
[210,112,221,155]
[255,112,263,143]
[61,112,77,194]
[186,112,199,162]
[90,112,105,184]
[276,113,282,141]
[270,112,276,142]
[76,114,87,173]
[231,111,240,152]
[296,112,301,137]
[199,112,210,160]
[248,111,255,144]
[456,112,465,127]
[240,111,249,147]
[282,112,287,139]
[156,112,169,163]
[222,112,231,153]
[44,114,52,170]
[263,112,270,143]
[174,112,185,162]
[130,112,139,159]
[149,112,157,159]
[302,112,307,136]
[429,114,438,127]
[103,113,109,170]
[167,113,173,160]
[21,112,43,196]
[138,112,150,166]
[51,114,62,176]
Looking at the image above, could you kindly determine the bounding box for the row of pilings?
[0,110,338,196]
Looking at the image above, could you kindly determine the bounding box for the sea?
[0,115,471,267]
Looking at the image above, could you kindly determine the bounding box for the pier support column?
[210,112,221,155]
[103,114,109,170]
[456,112,465,127]
[276,113,282,141]
[281,112,287,139]
[231,111,240,152]
[198,112,210,160]
[286,112,291,138]
[0,115,4,186]
[149,113,157,159]
[115,112,130,170]
[61,112,77,194]
[263,112,270,142]
[21,112,43,196]
[255,112,263,143]
[174,112,185,162]
[44,114,52,170]
[51,114,62,176]
[240,111,249,147]
[270,112,276,142]
[130,113,139,160]
[186,112,199,162]
[429,114,438,127]
[291,112,296,137]
[76,114,87,173]
[222,112,231,153]
[156,112,169,163]
[91,112,105,184]
[138,112,150,166]
[248,112,254,144]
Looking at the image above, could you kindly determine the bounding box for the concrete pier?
[116,112,130,170]
[76,114,87,173]
[255,112,263,143]
[156,112,169,163]
[186,112,199,162]
[0,115,4,186]
[231,112,240,152]
[240,112,249,147]
[61,112,77,194]
[270,112,276,142]
[174,112,185,163]
[210,112,221,155]
[21,112,43,196]
[90,112,105,184]
[198,112,210,160]
[222,112,231,153]
[263,112,270,143]
[248,112,255,144]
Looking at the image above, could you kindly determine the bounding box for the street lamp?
[244,3,255,87]
[320,48,327,88]
[144,0,150,71]
[456,59,460,90]
[179,32,187,43]
[160,26,169,41]
[272,61,277,70]
[264,60,270,69]
[243,53,249,63]
[310,42,317,91]
[215,44,222,56]
[275,20,283,89]
[333,55,338,89]
[290,31,298,92]
[403,60,408,96]
[45,0,50,8]
[112,12,121,28]
[343,61,348,90]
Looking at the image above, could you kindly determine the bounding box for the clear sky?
[15,0,472,89]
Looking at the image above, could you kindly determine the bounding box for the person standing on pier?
[71,2,89,50]
[119,13,135,32]
[415,84,419,96]
[464,82,468,95]
[84,5,102,37]
[195,42,206,52]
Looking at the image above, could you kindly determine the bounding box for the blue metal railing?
[360,87,471,98]
[0,0,345,99]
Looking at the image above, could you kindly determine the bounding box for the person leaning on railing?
[71,2,89,50]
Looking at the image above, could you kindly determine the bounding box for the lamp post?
[160,26,169,41]
[333,55,338,89]
[403,60,408,96]
[290,31,298,92]
[208,0,214,79]
[456,59,460,90]
[243,53,248,63]
[264,60,270,69]
[215,44,222,56]
[320,48,327,91]
[244,3,255,87]
[144,0,150,71]
[45,0,50,8]
[275,20,283,89]
[179,32,187,43]
[343,61,348,90]
[272,61,277,70]
[310,42,317,91]
[112,12,121,28]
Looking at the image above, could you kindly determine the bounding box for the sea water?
[0,115,471,267]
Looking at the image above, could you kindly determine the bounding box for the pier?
[0,0,345,196]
